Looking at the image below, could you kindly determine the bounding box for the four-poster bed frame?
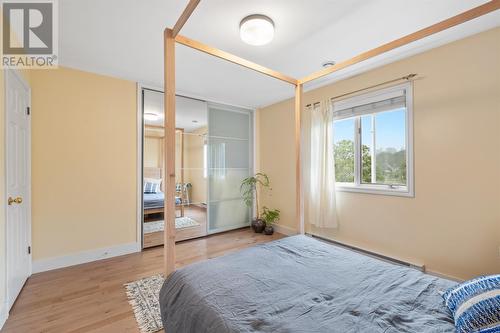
[163,0,500,276]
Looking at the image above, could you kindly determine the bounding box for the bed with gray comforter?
[143,192,181,209]
[143,192,165,209]
[159,235,456,332]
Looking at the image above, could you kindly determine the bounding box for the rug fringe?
[124,275,165,333]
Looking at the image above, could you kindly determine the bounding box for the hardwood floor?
[175,204,208,241]
[144,205,208,248]
[3,228,284,333]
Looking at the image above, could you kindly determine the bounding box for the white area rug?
[125,275,165,333]
[144,217,200,234]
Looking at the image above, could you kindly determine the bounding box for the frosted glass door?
[207,105,253,233]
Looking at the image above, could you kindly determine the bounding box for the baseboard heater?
[307,233,426,272]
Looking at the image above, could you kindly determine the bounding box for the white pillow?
[144,178,162,193]
[144,178,162,185]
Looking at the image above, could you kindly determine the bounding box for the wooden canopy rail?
[175,35,298,85]
[172,0,201,37]
[163,0,500,276]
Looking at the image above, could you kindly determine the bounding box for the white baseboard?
[273,224,297,236]
[426,269,464,282]
[0,301,9,330]
[32,242,141,274]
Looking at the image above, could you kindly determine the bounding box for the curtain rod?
[305,73,417,108]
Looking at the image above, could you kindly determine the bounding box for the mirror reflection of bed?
[143,169,208,247]
[143,92,208,248]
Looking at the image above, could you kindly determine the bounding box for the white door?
[5,69,31,309]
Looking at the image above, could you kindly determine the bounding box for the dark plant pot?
[251,219,266,233]
[264,225,274,235]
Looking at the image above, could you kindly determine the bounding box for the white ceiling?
[60,0,500,109]
[143,90,207,132]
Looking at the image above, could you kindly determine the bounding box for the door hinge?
[28,246,31,254]
[26,107,30,115]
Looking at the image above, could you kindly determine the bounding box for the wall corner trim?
[0,301,9,330]
[273,224,297,236]
[32,242,141,274]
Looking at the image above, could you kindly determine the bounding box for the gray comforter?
[143,192,164,209]
[144,192,182,209]
[159,235,456,332]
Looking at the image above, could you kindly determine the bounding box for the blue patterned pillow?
[144,182,160,194]
[442,275,500,333]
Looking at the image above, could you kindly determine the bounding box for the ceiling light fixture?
[144,112,160,121]
[240,14,275,46]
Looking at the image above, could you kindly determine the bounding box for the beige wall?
[144,136,162,168]
[258,28,500,280]
[176,130,182,183]
[30,66,137,260]
[143,126,166,190]
[257,100,297,227]
[184,127,207,204]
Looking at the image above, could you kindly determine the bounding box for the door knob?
[8,196,22,205]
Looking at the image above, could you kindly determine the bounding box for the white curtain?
[306,101,338,228]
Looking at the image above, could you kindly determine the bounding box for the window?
[332,82,413,196]
[333,118,355,183]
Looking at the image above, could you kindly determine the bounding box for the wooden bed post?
[295,84,304,235]
[172,0,201,37]
[164,28,176,276]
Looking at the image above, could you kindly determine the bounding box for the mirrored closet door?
[175,96,209,242]
[207,104,253,233]
[142,90,209,248]
[142,89,253,248]
[142,88,166,248]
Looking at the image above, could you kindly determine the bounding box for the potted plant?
[261,207,280,235]
[240,173,270,233]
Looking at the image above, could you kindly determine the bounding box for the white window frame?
[333,82,414,197]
